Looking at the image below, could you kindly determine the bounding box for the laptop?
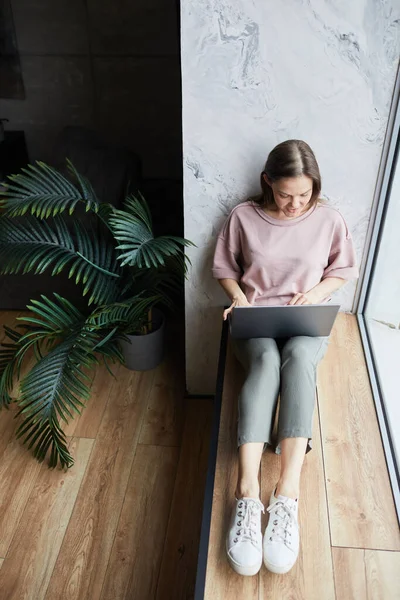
[228,303,340,339]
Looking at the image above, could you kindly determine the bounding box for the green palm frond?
[0,161,100,218]
[72,219,123,304]
[16,339,89,467]
[0,216,123,305]
[0,295,101,468]
[93,337,125,377]
[157,251,191,282]
[122,192,153,230]
[65,160,117,235]
[96,202,117,232]
[86,293,163,372]
[108,194,196,268]
[65,159,100,212]
[127,272,175,312]
[87,293,162,334]
[14,326,101,469]
[15,293,86,355]
[10,293,88,375]
[126,254,189,312]
[0,326,23,408]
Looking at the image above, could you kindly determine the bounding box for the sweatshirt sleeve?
[211,211,243,281]
[322,212,359,281]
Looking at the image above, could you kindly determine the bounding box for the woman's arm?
[288,277,346,305]
[218,278,251,320]
[308,276,347,302]
[218,278,248,302]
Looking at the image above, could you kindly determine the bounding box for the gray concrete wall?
[0,0,181,179]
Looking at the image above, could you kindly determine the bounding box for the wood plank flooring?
[203,313,400,600]
[0,310,213,600]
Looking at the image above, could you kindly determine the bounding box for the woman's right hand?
[223,296,251,320]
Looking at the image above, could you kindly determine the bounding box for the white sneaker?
[226,496,265,576]
[263,486,300,574]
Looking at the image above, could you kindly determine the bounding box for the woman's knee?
[280,340,307,369]
[281,337,328,367]
[254,346,281,369]
[234,338,280,369]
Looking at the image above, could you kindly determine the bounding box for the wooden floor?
[203,313,400,600]
[0,310,213,600]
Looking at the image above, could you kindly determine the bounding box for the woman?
[211,139,359,577]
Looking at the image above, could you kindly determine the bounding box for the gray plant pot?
[120,307,165,371]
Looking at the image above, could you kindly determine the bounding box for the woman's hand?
[288,278,346,305]
[223,295,251,320]
[287,290,319,305]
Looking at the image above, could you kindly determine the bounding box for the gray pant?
[231,335,330,456]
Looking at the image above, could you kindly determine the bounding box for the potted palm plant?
[0,160,195,470]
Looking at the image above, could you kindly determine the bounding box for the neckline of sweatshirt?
[250,199,318,226]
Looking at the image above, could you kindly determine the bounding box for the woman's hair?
[249,139,324,209]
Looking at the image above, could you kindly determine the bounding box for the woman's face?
[263,174,314,219]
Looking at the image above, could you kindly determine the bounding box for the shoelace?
[266,499,297,548]
[234,498,265,547]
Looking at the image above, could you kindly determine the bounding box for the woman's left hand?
[287,290,318,305]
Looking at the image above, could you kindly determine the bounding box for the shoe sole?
[263,556,297,574]
[226,539,262,576]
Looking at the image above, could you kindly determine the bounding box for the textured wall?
[181,0,400,394]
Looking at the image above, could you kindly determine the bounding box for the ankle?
[275,479,299,500]
[235,481,260,500]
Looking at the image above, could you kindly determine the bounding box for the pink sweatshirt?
[212,199,359,306]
